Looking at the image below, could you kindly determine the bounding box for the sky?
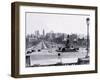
[26,12,90,35]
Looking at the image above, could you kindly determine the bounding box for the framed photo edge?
[11,2,98,78]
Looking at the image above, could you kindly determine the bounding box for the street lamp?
[86,18,90,58]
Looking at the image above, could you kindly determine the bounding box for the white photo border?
[19,5,96,75]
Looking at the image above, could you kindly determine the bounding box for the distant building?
[45,31,55,40]
[55,33,61,38]
[43,29,45,37]
[63,33,68,41]
[35,30,40,38]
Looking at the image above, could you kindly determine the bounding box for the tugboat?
[56,35,79,52]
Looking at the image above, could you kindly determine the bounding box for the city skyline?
[26,29,87,39]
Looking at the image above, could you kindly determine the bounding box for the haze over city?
[26,12,90,35]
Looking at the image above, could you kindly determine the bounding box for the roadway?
[26,40,89,67]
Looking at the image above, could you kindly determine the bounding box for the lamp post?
[86,18,90,58]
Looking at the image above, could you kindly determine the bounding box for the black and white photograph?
[11,2,97,77]
[25,12,90,67]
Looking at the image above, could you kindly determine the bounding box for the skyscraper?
[35,30,40,38]
[43,29,45,37]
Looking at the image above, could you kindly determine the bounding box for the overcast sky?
[26,12,90,35]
